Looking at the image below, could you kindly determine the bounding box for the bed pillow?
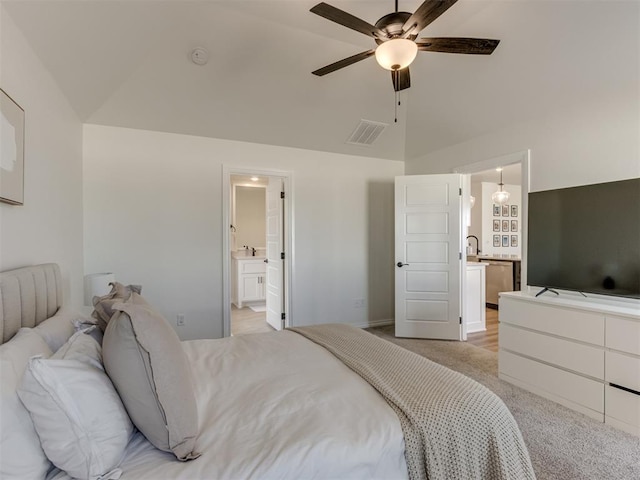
[0,328,53,479]
[103,293,200,461]
[17,331,134,480]
[34,308,90,351]
[91,282,142,331]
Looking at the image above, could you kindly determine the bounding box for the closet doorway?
[222,167,293,338]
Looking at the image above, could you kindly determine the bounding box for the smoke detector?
[191,48,209,66]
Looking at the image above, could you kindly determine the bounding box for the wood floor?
[467,307,499,352]
[232,304,499,351]
[231,304,274,336]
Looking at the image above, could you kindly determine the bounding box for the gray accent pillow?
[102,293,200,461]
[91,282,142,332]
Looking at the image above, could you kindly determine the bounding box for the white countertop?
[469,254,521,262]
[467,262,488,268]
[232,251,266,260]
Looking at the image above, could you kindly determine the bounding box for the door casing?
[222,166,294,337]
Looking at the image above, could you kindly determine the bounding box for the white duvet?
[49,331,408,480]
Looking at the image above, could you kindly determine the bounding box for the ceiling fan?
[311,0,500,92]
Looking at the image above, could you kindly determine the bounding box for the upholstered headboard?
[0,263,63,344]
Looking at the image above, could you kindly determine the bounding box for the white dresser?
[499,291,640,435]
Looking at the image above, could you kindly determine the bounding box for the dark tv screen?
[527,178,640,299]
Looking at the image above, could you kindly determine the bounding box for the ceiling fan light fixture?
[375,38,418,71]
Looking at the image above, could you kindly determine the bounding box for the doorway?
[455,150,530,348]
[222,166,293,338]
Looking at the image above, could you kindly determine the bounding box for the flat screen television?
[527,178,640,299]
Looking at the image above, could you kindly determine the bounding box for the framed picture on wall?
[502,220,509,231]
[493,219,500,232]
[493,235,500,247]
[502,235,509,247]
[502,205,509,216]
[493,204,500,216]
[0,88,25,205]
[511,205,518,217]
[511,220,518,232]
[511,235,518,247]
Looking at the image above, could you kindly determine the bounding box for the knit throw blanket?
[289,324,536,480]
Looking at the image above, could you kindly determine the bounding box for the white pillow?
[17,331,134,480]
[34,308,81,352]
[0,328,53,480]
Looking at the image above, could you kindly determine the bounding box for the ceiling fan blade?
[402,0,458,36]
[391,68,411,92]
[417,37,500,55]
[312,49,376,76]
[310,2,386,39]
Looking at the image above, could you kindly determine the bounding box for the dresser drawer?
[501,324,604,379]
[606,316,640,355]
[499,350,604,415]
[605,385,640,436]
[499,297,604,345]
[606,351,640,392]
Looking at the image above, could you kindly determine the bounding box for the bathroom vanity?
[231,251,267,308]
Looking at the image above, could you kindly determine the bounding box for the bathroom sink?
[232,250,266,260]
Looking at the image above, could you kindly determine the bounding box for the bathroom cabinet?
[232,256,267,308]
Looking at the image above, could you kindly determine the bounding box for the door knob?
[264,259,268,263]
[397,262,409,268]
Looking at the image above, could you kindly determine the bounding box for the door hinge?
[459,252,462,260]
[459,317,462,325]
[281,252,285,260]
[280,191,285,199]
[281,312,286,320]
[459,188,462,196]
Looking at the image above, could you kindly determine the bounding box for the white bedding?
[48,331,408,480]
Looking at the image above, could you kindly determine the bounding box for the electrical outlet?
[176,314,185,326]
[353,298,365,308]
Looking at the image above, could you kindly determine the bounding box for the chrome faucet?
[466,235,480,255]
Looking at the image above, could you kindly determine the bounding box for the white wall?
[83,125,403,340]
[0,8,84,307]
[467,182,482,253]
[404,94,640,192]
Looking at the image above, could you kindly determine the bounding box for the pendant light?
[491,168,510,205]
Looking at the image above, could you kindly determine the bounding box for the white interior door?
[265,177,284,330]
[395,174,464,340]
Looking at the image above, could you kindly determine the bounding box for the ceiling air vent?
[346,119,388,146]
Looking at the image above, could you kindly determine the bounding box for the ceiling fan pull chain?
[394,90,398,123]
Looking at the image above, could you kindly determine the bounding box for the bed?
[0,264,536,480]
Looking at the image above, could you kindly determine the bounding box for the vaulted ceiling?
[3,1,638,161]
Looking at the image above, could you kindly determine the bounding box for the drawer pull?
[609,383,640,397]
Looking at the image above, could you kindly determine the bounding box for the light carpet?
[366,325,640,480]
